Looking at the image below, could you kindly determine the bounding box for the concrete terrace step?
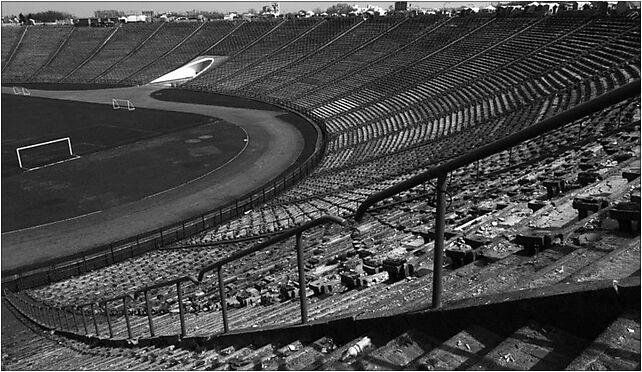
[467,322,589,370]
[409,325,504,370]
[566,310,641,371]
[357,329,440,370]
[565,237,641,283]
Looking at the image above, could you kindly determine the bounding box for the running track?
[1,86,306,272]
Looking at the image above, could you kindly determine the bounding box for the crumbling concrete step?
[453,246,572,301]
[317,335,379,370]
[234,344,276,370]
[565,237,641,283]
[282,337,335,370]
[213,346,255,370]
[467,322,589,370]
[357,329,440,370]
[409,325,504,370]
[515,247,606,290]
[565,310,641,370]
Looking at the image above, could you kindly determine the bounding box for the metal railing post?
[177,281,186,337]
[57,307,63,330]
[64,307,70,330]
[144,290,155,337]
[104,302,113,338]
[218,267,229,333]
[71,307,79,332]
[91,303,99,336]
[123,297,132,339]
[81,306,88,334]
[432,174,447,309]
[296,232,308,324]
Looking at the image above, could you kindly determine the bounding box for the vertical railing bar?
[104,301,113,338]
[57,307,63,330]
[431,173,448,309]
[296,232,308,324]
[81,306,88,334]
[71,307,79,332]
[91,303,99,336]
[217,267,229,333]
[177,281,186,337]
[123,297,132,339]
[144,290,155,337]
[64,307,71,330]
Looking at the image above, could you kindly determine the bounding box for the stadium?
[1,2,641,370]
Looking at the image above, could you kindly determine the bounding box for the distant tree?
[25,10,74,22]
[326,3,354,15]
[94,10,124,18]
[201,11,225,19]
[18,13,25,25]
[247,8,257,14]
[312,7,324,15]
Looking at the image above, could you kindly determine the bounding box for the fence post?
[182,221,186,239]
[202,215,206,230]
[82,256,88,273]
[71,307,79,332]
[177,281,186,337]
[431,173,448,309]
[217,267,229,333]
[110,244,115,263]
[81,305,88,334]
[296,232,308,324]
[144,290,155,337]
[57,307,63,330]
[104,301,113,338]
[91,303,99,336]
[123,297,132,339]
[64,307,71,330]
[159,229,164,246]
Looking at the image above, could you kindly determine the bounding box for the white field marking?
[23,155,81,172]
[2,209,103,235]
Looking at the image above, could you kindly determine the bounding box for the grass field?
[2,94,247,231]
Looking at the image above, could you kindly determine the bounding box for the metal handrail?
[5,215,346,339]
[355,80,641,221]
[197,215,346,281]
[354,79,641,309]
[198,215,346,332]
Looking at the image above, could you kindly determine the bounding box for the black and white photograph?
[0,0,640,369]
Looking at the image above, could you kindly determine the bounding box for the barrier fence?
[4,216,346,340]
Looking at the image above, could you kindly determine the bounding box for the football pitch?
[2,94,247,231]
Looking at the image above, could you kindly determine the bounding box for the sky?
[1,1,493,17]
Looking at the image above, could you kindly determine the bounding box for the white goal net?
[16,137,76,170]
[112,98,135,111]
[13,86,30,96]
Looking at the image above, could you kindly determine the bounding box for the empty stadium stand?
[2,9,640,370]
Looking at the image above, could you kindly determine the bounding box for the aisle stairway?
[3,277,639,370]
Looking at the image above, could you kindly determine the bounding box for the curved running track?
[0,86,306,272]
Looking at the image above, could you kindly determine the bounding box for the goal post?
[12,86,31,95]
[112,98,135,111]
[16,137,75,170]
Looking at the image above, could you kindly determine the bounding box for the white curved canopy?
[149,55,227,85]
